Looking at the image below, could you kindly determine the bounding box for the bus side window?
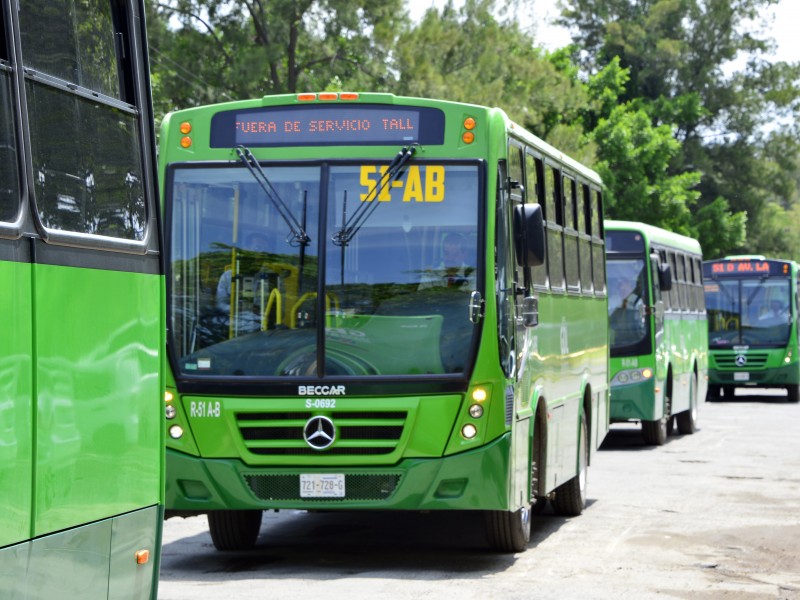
[545,165,564,291]
[660,250,671,311]
[526,151,548,289]
[578,183,593,294]
[563,175,580,291]
[591,189,605,295]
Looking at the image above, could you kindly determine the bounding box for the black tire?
[707,385,721,401]
[642,389,670,446]
[207,510,263,551]
[485,506,531,552]
[786,385,800,403]
[552,414,588,516]
[722,385,736,399]
[676,373,698,434]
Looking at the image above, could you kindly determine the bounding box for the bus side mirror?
[513,204,545,267]
[659,264,673,291]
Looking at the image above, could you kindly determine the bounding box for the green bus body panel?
[0,506,159,600]
[0,260,33,548]
[608,372,657,421]
[166,435,510,511]
[33,265,162,537]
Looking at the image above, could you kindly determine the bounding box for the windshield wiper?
[235,145,310,246]
[331,144,418,247]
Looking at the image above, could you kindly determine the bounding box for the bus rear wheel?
[485,506,531,552]
[677,373,699,434]
[207,509,263,551]
[552,414,588,516]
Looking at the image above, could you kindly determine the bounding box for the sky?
[408,0,800,64]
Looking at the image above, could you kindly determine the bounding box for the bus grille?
[244,473,401,501]
[236,411,407,456]
[713,352,769,370]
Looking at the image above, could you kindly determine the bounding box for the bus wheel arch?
[551,408,588,516]
[531,396,548,513]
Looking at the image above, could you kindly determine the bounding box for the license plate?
[300,474,345,498]
[733,372,750,381]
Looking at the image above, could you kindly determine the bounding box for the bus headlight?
[169,425,184,439]
[165,404,176,419]
[612,368,654,386]
[461,424,478,439]
[469,404,484,418]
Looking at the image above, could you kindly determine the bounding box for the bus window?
[546,166,564,290]
[21,0,147,240]
[578,185,592,293]
[591,190,605,294]
[526,152,548,288]
[563,175,580,291]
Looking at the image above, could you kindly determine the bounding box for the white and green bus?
[606,221,708,445]
[159,92,609,552]
[703,256,800,402]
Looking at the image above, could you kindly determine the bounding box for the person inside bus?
[759,299,789,322]
[216,231,272,315]
[418,232,476,290]
[609,269,646,345]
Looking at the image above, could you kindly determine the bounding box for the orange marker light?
[319,92,338,101]
[135,550,150,565]
[297,93,317,101]
[462,131,475,144]
[179,121,192,134]
[340,92,359,100]
[463,117,476,130]
[180,136,192,148]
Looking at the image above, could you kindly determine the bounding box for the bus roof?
[605,220,702,256]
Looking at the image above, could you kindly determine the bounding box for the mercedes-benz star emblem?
[303,416,336,450]
[735,354,747,367]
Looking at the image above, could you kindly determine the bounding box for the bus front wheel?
[207,509,263,551]
[485,506,531,552]
[787,385,800,403]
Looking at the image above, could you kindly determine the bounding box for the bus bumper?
[610,378,659,422]
[166,433,512,513]
[708,361,800,387]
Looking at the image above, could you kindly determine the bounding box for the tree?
[559,0,800,258]
[146,0,408,122]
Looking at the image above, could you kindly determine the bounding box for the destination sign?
[210,104,445,147]
[704,259,790,277]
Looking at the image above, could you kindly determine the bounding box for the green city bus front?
[703,258,800,401]
[160,97,518,519]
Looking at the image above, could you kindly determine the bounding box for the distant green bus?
[703,256,800,402]
[159,92,609,552]
[605,221,708,445]
[0,1,164,598]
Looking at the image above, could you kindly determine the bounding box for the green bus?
[605,221,708,445]
[0,1,164,597]
[703,256,800,402]
[159,92,609,553]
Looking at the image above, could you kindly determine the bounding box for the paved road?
[158,390,800,600]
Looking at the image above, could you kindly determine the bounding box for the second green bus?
[606,221,708,445]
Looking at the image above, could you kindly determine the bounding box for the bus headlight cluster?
[612,368,654,386]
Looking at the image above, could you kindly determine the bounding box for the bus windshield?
[706,277,791,347]
[607,258,649,351]
[168,161,481,378]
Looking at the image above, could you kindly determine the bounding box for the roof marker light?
[463,117,476,130]
[319,92,338,101]
[339,92,359,100]
[179,121,192,134]
[462,131,475,144]
[180,136,192,148]
[297,93,317,101]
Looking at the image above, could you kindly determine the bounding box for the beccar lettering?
[298,385,347,396]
